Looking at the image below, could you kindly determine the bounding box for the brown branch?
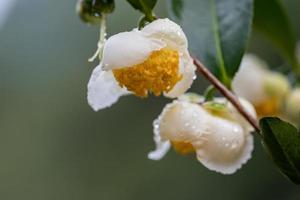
[193,57,261,135]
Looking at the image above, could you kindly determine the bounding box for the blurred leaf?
[126,0,157,20]
[167,0,253,87]
[170,0,183,19]
[260,117,300,184]
[253,0,300,76]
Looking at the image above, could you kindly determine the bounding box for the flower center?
[254,98,279,116]
[172,141,195,155]
[112,49,182,97]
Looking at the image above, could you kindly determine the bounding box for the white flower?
[0,0,17,29]
[87,18,196,111]
[148,94,256,174]
[232,54,290,116]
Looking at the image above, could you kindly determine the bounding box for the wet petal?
[164,52,196,98]
[158,100,210,142]
[214,97,257,133]
[148,119,171,160]
[87,64,129,111]
[197,130,254,174]
[228,98,257,133]
[195,117,254,174]
[142,18,187,51]
[102,31,165,70]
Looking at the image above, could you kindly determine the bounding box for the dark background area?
[0,0,299,199]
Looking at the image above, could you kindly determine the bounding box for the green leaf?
[167,0,253,87]
[253,0,300,77]
[126,0,157,20]
[260,117,300,184]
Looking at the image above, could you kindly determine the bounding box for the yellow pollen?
[254,98,279,117]
[112,49,182,97]
[172,141,195,155]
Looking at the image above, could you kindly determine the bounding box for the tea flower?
[232,54,290,116]
[148,94,256,174]
[87,18,196,111]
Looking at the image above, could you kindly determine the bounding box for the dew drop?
[103,63,109,69]
[184,122,190,127]
[231,143,237,149]
[233,126,240,133]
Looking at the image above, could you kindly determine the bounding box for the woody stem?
[193,57,261,135]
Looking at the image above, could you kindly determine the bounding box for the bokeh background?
[1,0,300,199]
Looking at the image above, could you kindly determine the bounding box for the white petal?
[232,54,268,104]
[87,64,129,111]
[164,51,196,98]
[178,93,203,104]
[158,100,210,142]
[148,119,171,161]
[214,97,257,133]
[229,98,257,133]
[195,117,254,174]
[148,100,209,160]
[102,31,165,70]
[142,19,195,98]
[142,18,188,51]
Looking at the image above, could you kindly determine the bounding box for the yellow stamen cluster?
[172,141,195,155]
[113,49,182,97]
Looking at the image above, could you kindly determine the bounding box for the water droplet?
[233,126,240,133]
[103,63,109,69]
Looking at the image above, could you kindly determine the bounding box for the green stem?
[88,14,107,62]
[204,85,215,101]
[98,14,107,61]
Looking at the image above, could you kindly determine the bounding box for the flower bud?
[284,88,300,127]
[76,0,114,24]
[232,54,290,116]
[264,72,290,99]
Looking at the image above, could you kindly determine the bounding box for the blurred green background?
[1,0,300,199]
